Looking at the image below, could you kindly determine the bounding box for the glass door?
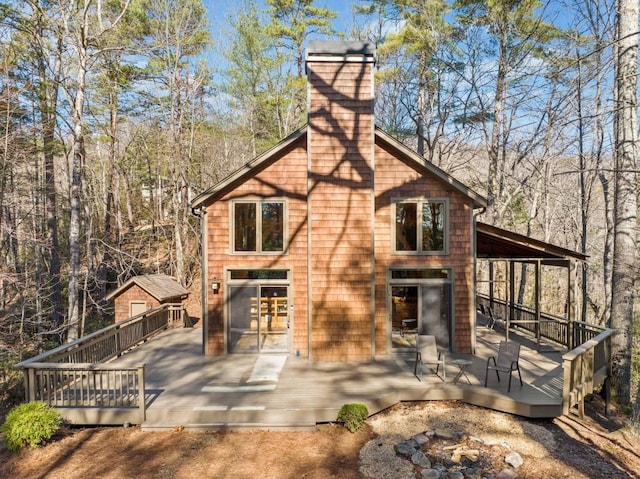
[391,281,451,351]
[228,284,289,353]
[419,284,451,349]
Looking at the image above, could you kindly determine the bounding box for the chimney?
[305,41,376,361]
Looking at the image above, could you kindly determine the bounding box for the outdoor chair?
[414,334,445,382]
[484,341,523,392]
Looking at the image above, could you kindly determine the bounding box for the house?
[191,41,487,361]
[106,274,189,322]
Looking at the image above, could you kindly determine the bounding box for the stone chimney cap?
[306,40,376,59]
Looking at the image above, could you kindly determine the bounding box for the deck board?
[111,325,565,431]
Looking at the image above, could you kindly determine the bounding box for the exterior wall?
[113,285,161,323]
[205,140,309,355]
[307,57,375,361]
[201,45,476,359]
[373,140,475,353]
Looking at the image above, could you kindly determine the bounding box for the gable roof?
[375,128,487,207]
[476,222,587,264]
[191,125,308,208]
[105,274,189,302]
[190,125,487,209]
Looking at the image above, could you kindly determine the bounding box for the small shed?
[106,274,189,323]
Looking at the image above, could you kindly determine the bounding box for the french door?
[228,284,289,353]
[390,272,452,351]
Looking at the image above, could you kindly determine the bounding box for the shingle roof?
[190,125,487,209]
[106,274,189,302]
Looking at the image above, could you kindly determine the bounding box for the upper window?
[394,199,447,253]
[233,200,285,253]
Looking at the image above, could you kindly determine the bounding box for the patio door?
[390,269,452,351]
[228,284,289,353]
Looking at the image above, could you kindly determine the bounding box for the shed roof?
[476,222,587,264]
[106,274,189,302]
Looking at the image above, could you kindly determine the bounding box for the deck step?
[142,406,329,431]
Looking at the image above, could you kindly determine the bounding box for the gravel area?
[360,401,556,478]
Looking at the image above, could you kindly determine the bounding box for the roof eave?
[476,222,588,262]
[374,127,488,208]
[191,125,308,208]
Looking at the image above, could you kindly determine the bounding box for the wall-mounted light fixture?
[211,277,221,294]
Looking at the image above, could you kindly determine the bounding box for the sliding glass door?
[228,283,289,353]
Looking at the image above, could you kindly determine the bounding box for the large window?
[233,200,285,252]
[394,199,447,253]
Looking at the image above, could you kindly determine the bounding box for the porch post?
[535,259,541,349]
[506,260,514,341]
[489,261,495,308]
[566,260,576,349]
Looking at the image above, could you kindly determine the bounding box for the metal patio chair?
[484,340,523,392]
[414,334,445,382]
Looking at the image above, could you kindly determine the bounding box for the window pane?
[262,202,284,251]
[391,269,450,279]
[234,203,256,251]
[422,202,444,251]
[396,202,417,251]
[230,270,288,280]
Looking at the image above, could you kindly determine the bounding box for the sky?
[204,0,360,39]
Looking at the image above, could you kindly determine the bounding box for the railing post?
[138,364,146,424]
[115,326,121,357]
[562,356,571,415]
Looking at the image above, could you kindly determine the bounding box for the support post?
[138,364,146,424]
[535,260,541,348]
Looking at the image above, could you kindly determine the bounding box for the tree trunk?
[34,2,63,339]
[611,0,638,407]
[488,14,509,223]
[67,2,90,342]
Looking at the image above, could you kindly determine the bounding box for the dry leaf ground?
[0,395,638,479]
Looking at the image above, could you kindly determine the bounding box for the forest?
[0,1,637,417]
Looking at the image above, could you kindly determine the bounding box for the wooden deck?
[110,322,565,431]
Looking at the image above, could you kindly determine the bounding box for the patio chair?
[414,334,445,382]
[484,341,523,392]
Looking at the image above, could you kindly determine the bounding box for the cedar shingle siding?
[196,41,483,360]
[307,51,375,361]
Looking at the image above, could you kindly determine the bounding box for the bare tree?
[611,0,638,408]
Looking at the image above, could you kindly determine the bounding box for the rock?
[411,450,432,468]
[413,433,431,445]
[454,430,467,441]
[421,468,442,479]
[394,442,417,457]
[434,428,456,440]
[463,467,483,479]
[504,451,523,469]
[448,471,465,479]
[496,468,518,479]
[406,438,420,448]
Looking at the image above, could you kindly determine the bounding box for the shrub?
[1,401,61,452]
[337,403,368,433]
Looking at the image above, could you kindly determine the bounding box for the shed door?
[130,301,147,317]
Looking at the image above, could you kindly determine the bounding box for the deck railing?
[477,294,605,350]
[477,294,612,417]
[16,303,184,425]
[562,328,613,417]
